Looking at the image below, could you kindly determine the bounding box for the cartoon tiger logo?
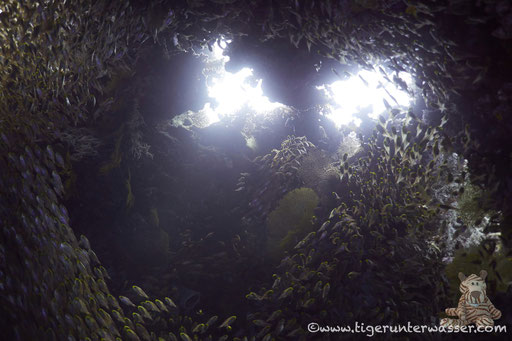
[440,270,501,328]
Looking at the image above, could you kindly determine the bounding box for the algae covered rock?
[266,187,319,259]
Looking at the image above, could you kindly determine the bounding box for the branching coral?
[295,148,337,192]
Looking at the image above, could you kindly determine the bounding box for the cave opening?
[1,1,512,340]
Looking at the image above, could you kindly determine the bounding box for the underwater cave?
[1,0,512,340]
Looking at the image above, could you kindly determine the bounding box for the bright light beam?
[201,39,283,125]
[317,68,414,128]
[211,39,230,61]
[208,67,254,114]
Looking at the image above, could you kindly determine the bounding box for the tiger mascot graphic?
[440,270,501,328]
